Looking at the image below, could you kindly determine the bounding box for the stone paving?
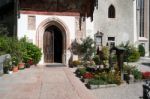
[0,65,97,99]
[0,57,149,99]
[91,82,144,99]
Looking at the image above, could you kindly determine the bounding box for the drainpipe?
[149,0,150,57]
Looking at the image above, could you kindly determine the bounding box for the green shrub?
[101,46,109,60]
[123,64,142,80]
[0,36,22,62]
[88,79,106,85]
[138,44,145,56]
[72,60,81,67]
[75,67,87,76]
[92,71,121,85]
[127,49,140,62]
[19,37,42,64]
[93,55,100,65]
[132,69,142,80]
[76,37,95,61]
[119,41,140,62]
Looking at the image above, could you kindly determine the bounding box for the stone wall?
[93,0,134,46]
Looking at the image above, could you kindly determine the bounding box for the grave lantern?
[94,31,103,50]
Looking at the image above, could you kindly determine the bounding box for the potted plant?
[18,61,25,70]
[12,57,19,72]
[25,58,33,68]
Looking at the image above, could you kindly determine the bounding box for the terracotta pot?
[13,66,18,72]
[18,63,25,70]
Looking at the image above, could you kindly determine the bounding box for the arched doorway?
[43,25,63,63]
[36,17,71,64]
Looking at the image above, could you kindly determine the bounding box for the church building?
[17,0,150,65]
[17,0,97,65]
[93,0,149,56]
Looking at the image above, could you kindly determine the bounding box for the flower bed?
[142,72,150,79]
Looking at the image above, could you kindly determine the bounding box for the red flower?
[83,72,94,79]
[28,59,33,65]
[142,72,150,79]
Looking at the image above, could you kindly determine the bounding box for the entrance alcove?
[36,17,70,64]
[43,25,63,63]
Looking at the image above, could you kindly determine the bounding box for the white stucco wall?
[17,13,77,65]
[86,18,94,39]
[18,14,76,44]
[94,0,135,46]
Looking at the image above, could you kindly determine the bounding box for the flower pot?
[3,67,9,74]
[18,63,25,70]
[8,71,13,74]
[13,66,18,72]
[25,63,30,68]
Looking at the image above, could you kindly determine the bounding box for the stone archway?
[36,17,70,64]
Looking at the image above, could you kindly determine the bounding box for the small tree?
[79,37,95,61]
[71,37,95,61]
[138,44,145,57]
[119,41,140,62]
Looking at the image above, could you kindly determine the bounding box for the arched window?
[108,5,115,18]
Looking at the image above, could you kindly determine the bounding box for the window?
[107,37,115,48]
[28,16,36,30]
[108,5,115,18]
[139,0,144,37]
[136,0,140,10]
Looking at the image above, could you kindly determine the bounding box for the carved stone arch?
[36,17,70,64]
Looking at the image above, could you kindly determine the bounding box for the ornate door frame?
[36,17,70,64]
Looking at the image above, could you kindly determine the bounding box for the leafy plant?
[93,55,100,65]
[101,46,109,60]
[76,37,95,61]
[138,44,145,56]
[72,60,81,67]
[119,41,140,62]
[88,78,106,85]
[19,37,42,64]
[12,56,19,66]
[132,69,142,80]
[75,67,87,77]
[123,64,142,80]
[0,36,22,62]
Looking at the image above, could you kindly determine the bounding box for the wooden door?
[43,31,54,63]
